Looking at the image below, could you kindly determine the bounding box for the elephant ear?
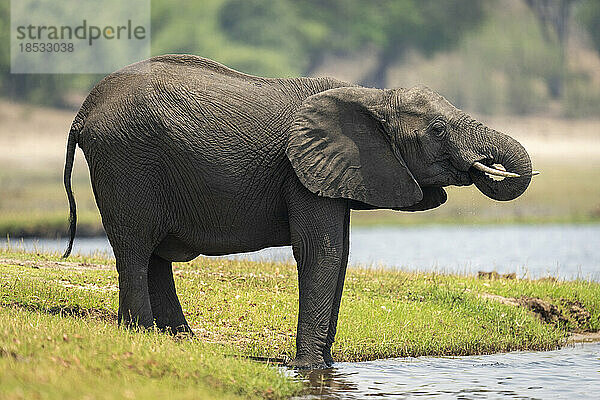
[286,87,423,208]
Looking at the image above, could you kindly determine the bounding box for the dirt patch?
[0,257,113,271]
[57,279,118,292]
[478,292,594,334]
[2,303,117,322]
[478,292,521,306]
[519,297,567,325]
[562,299,591,326]
[479,293,567,324]
[478,271,517,280]
[567,331,600,343]
[0,347,23,360]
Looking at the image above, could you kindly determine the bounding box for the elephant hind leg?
[113,243,155,330]
[106,217,172,331]
[147,254,193,335]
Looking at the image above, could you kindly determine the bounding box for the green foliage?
[149,0,297,77]
[0,1,100,106]
[214,0,486,86]
[0,0,599,115]
[397,3,600,117]
[0,0,485,104]
[577,0,600,55]
[459,8,562,115]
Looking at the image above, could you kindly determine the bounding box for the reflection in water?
[293,368,358,398]
[289,342,600,399]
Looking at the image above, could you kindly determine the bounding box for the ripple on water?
[291,342,600,399]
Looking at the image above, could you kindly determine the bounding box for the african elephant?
[63,55,535,369]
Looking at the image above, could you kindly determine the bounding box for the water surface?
[293,342,600,399]
[5,224,599,280]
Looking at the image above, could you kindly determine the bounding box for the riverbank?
[1,250,598,398]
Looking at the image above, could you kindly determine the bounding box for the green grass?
[0,259,302,399]
[2,250,598,361]
[0,308,299,400]
[1,250,598,398]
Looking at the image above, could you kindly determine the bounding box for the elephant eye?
[430,120,446,136]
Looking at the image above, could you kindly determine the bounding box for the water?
[3,224,600,398]
[293,342,600,399]
[4,224,599,280]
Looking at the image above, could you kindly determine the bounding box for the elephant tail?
[62,116,83,258]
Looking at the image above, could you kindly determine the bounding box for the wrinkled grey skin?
[63,55,533,369]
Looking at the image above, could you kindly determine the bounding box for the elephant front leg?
[287,196,349,370]
[288,261,341,369]
[322,208,350,367]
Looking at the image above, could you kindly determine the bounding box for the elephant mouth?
[468,159,539,201]
[453,169,473,186]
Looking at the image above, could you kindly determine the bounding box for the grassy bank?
[0,255,303,399]
[0,308,299,400]
[1,250,598,398]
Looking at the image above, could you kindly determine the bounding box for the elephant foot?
[286,355,331,370]
[160,323,195,338]
[322,348,334,368]
[118,318,154,332]
[118,307,154,331]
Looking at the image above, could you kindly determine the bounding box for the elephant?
[62,54,536,369]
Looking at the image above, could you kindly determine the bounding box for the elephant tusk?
[472,162,521,178]
[505,164,540,176]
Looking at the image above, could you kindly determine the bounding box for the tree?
[358,0,487,88]
[577,0,600,55]
[217,0,486,87]
[524,0,577,97]
[0,0,488,105]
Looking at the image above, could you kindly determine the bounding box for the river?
[4,224,599,280]
[292,342,600,399]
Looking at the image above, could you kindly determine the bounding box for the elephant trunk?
[468,128,533,201]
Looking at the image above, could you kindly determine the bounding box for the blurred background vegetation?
[0,0,599,238]
[1,0,599,116]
